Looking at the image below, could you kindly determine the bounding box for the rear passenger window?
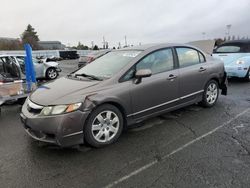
[176,48,200,68]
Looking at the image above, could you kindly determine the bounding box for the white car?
[0,55,61,80]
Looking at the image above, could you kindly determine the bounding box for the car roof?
[221,40,250,45]
[0,54,25,57]
[117,43,204,52]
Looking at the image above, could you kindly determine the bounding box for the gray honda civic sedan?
[20,43,227,147]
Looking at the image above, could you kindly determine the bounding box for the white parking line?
[104,108,250,188]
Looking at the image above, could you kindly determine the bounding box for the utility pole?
[124,35,127,47]
[103,36,106,49]
[202,32,206,40]
[226,24,232,36]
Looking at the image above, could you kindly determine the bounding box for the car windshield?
[73,50,141,79]
[215,45,241,53]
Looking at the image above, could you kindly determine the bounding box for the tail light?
[87,57,95,63]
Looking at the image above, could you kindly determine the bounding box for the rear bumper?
[220,72,228,96]
[20,100,90,147]
[225,66,249,78]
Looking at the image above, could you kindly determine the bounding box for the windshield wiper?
[74,73,103,81]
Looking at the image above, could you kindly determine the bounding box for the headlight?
[40,103,81,116]
[236,60,245,65]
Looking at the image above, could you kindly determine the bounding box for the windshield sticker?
[122,52,140,57]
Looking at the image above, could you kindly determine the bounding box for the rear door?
[128,48,179,118]
[175,47,209,101]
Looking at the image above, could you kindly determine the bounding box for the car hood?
[30,77,100,106]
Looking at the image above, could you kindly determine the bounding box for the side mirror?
[134,69,152,84]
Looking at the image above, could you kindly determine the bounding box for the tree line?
[0,24,91,50]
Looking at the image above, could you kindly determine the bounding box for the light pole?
[202,32,206,40]
[103,36,106,49]
[124,35,127,47]
[226,24,232,36]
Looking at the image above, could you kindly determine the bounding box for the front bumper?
[20,100,90,147]
[225,66,249,78]
[56,67,62,72]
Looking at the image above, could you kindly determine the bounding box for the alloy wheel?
[91,110,120,143]
[48,69,57,79]
[206,83,218,105]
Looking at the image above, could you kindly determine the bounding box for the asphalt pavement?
[0,60,250,188]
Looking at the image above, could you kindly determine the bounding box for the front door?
[129,48,179,118]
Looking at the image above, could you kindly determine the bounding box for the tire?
[84,104,124,148]
[200,80,219,108]
[46,68,58,80]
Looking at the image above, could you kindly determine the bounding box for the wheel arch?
[97,101,128,127]
[84,96,128,129]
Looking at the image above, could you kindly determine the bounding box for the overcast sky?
[0,0,250,47]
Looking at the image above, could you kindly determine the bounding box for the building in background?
[38,41,66,50]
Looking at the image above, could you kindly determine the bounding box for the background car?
[78,49,111,68]
[0,55,61,80]
[213,40,250,81]
[20,43,227,148]
[59,50,79,60]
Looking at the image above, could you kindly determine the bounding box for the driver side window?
[136,48,174,75]
[121,48,174,82]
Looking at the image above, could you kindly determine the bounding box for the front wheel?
[200,80,219,107]
[46,68,58,80]
[84,104,123,148]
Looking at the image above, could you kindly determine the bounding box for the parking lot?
[1,60,250,188]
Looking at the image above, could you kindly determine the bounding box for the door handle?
[199,67,206,72]
[167,74,177,81]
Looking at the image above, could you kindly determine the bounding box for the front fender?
[44,61,59,68]
[85,93,128,116]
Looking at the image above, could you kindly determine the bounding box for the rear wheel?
[84,104,123,148]
[46,68,58,80]
[200,80,219,107]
